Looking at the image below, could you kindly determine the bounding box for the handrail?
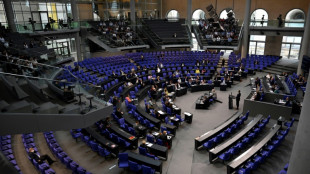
[237,22,244,51]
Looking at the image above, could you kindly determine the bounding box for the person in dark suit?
[115,108,123,119]
[203,96,210,108]
[255,91,261,101]
[159,131,168,144]
[284,97,291,106]
[112,96,119,106]
[236,90,241,110]
[140,140,148,149]
[28,148,55,165]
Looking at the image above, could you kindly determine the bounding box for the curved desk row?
[227,124,281,174]
[84,127,119,155]
[209,114,263,163]
[195,112,241,150]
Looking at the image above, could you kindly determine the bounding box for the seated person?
[125,94,132,103]
[140,140,148,149]
[133,121,143,138]
[150,85,157,98]
[103,117,111,128]
[211,89,217,99]
[146,131,156,142]
[203,96,210,107]
[115,108,123,119]
[195,78,201,85]
[112,96,119,106]
[254,91,261,101]
[285,97,291,106]
[164,87,169,96]
[195,68,200,74]
[175,82,181,89]
[159,131,168,144]
[28,148,56,165]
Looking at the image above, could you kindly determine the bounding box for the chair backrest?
[142,165,154,174]
[157,139,163,145]
[119,153,128,162]
[147,135,154,143]
[119,118,125,125]
[139,147,147,155]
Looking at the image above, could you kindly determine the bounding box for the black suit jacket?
[29,152,40,162]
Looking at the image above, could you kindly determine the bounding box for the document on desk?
[158,110,164,115]
[153,132,159,136]
[147,143,153,147]
[184,112,191,115]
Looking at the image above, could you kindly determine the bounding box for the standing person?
[277,14,283,27]
[236,90,241,110]
[261,15,265,26]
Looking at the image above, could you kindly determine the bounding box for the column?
[71,0,82,61]
[3,0,16,32]
[241,0,251,58]
[130,0,136,26]
[297,4,310,75]
[187,0,192,30]
[71,0,79,21]
[74,33,82,62]
[287,73,310,174]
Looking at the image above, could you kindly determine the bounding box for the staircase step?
[6,100,33,113]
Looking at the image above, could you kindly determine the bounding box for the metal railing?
[0,54,108,105]
[15,21,92,33]
[249,19,304,28]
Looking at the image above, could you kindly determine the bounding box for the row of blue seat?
[203,112,249,150]
[44,132,91,174]
[219,116,271,162]
[118,153,156,174]
[22,133,55,174]
[97,128,132,148]
[285,76,298,96]
[111,114,137,136]
[72,129,114,157]
[128,109,155,129]
[278,163,289,174]
[236,126,291,174]
[0,135,22,173]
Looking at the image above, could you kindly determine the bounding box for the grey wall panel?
[242,99,292,120]
[0,105,113,135]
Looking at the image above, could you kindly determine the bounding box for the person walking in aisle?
[236,90,241,110]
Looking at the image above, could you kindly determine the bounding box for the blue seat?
[129,160,141,172]
[111,134,120,144]
[203,139,214,149]
[176,114,184,123]
[266,144,275,152]
[157,139,163,146]
[118,153,129,168]
[245,160,256,170]
[253,155,262,165]
[167,107,173,115]
[261,115,271,124]
[139,147,147,156]
[237,167,250,174]
[145,119,155,128]
[284,163,289,170]
[260,150,270,162]
[146,153,159,160]
[98,145,108,157]
[142,165,155,174]
[89,141,99,152]
[219,151,231,161]
[284,118,295,128]
[227,147,237,156]
[147,135,155,143]
[119,138,130,148]
[279,169,287,174]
